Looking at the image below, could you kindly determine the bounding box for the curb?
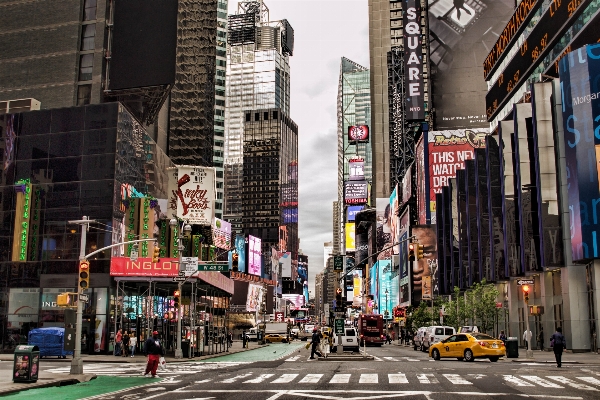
[0,374,97,396]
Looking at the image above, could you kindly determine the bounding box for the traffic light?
[417,244,424,260]
[152,245,160,263]
[522,285,530,303]
[335,287,343,304]
[232,252,239,272]
[79,260,90,291]
[173,290,180,309]
[57,292,76,307]
[408,243,416,261]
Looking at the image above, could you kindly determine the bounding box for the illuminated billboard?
[351,269,363,307]
[347,205,364,222]
[248,235,262,276]
[212,218,232,250]
[246,283,264,312]
[348,125,369,142]
[235,234,246,273]
[428,129,486,223]
[344,180,368,204]
[349,159,365,181]
[411,225,438,304]
[345,223,355,252]
[403,0,424,120]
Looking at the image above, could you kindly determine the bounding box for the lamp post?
[385,289,389,323]
[170,218,191,359]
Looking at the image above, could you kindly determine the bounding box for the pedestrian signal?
[57,292,76,307]
[335,287,343,304]
[408,243,416,261]
[152,246,160,263]
[79,260,90,291]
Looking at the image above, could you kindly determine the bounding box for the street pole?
[171,218,190,359]
[69,216,94,375]
[525,298,533,359]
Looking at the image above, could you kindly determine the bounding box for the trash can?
[506,337,519,358]
[181,340,190,358]
[13,345,40,382]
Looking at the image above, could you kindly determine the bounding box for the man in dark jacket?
[310,328,323,359]
[143,331,165,378]
[550,327,566,367]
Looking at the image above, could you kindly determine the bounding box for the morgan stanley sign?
[403,0,424,120]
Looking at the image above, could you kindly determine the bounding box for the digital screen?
[248,235,262,276]
[348,125,369,142]
[403,0,424,120]
[347,205,364,222]
[345,180,368,204]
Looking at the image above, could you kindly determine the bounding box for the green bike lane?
[3,342,306,400]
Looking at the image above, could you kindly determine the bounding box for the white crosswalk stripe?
[298,374,322,383]
[547,376,599,391]
[244,373,274,383]
[285,355,301,362]
[359,374,378,384]
[329,374,351,383]
[383,357,399,361]
[503,375,534,386]
[520,375,563,388]
[443,374,471,385]
[388,373,408,384]
[577,377,600,386]
[46,361,244,377]
[222,372,253,383]
[272,374,298,383]
[417,373,438,384]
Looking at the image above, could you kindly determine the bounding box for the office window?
[80,24,96,51]
[83,0,97,21]
[77,85,92,106]
[79,54,94,81]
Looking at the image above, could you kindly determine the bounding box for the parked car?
[422,326,456,350]
[264,334,288,343]
[458,326,479,333]
[429,332,506,362]
[290,327,300,339]
[413,327,428,351]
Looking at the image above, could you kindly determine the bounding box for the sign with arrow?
[516,279,534,286]
[172,276,187,282]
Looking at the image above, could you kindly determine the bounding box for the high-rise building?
[241,108,298,274]
[332,201,341,254]
[214,0,229,218]
[224,0,294,232]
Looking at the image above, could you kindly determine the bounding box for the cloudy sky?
[228,0,370,295]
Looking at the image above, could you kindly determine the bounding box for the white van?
[413,327,429,351]
[422,326,456,350]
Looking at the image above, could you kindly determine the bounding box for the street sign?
[178,271,186,277]
[334,306,345,313]
[79,294,89,302]
[334,319,344,335]
[173,276,187,282]
[333,256,344,271]
[516,279,534,286]
[130,248,138,261]
[198,263,228,272]
[182,257,198,276]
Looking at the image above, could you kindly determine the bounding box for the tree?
[441,280,499,333]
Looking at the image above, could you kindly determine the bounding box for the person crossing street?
[309,328,323,359]
[143,331,165,378]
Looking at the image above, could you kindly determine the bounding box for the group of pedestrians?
[498,327,567,368]
[113,329,137,357]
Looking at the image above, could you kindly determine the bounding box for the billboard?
[348,125,370,142]
[428,129,486,223]
[248,235,262,276]
[411,225,438,304]
[297,254,308,283]
[349,160,365,181]
[399,208,410,306]
[212,218,232,250]
[352,269,363,307]
[376,198,393,260]
[280,252,292,278]
[378,260,393,318]
[401,165,412,208]
[559,43,600,261]
[246,283,264,312]
[416,135,427,224]
[169,166,216,225]
[347,205,364,222]
[390,186,400,255]
[403,0,424,120]
[283,208,298,224]
[344,180,368,204]
[235,235,246,273]
[345,223,356,252]
[109,0,178,90]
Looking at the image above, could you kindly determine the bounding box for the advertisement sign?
[8,288,39,326]
[352,269,363,307]
[403,0,424,120]
[376,198,393,261]
[235,235,246,273]
[345,223,356,252]
[347,206,364,222]
[348,125,369,142]
[247,235,262,276]
[411,225,438,304]
[212,218,232,250]
[390,186,400,255]
[349,160,365,181]
[280,252,292,278]
[401,166,412,208]
[559,43,600,261]
[378,260,392,318]
[416,136,427,224]
[283,208,298,223]
[246,283,264,312]
[428,129,486,223]
[174,166,216,225]
[398,208,410,306]
[297,254,308,283]
[344,181,368,204]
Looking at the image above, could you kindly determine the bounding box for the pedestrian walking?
[550,327,567,368]
[537,328,544,351]
[227,331,233,348]
[122,331,130,357]
[114,329,123,356]
[523,329,532,350]
[143,331,165,378]
[498,330,507,344]
[309,328,323,359]
[129,333,137,357]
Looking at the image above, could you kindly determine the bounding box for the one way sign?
[517,279,534,286]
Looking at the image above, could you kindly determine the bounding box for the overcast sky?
[228,0,370,295]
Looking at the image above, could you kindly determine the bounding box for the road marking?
[443,374,472,385]
[221,372,253,383]
[520,375,563,388]
[388,373,408,384]
[271,374,298,383]
[244,374,274,383]
[195,379,212,383]
[503,375,534,386]
[417,373,438,384]
[547,376,598,391]
[468,374,486,379]
[577,377,600,386]
[372,355,383,361]
[359,374,378,384]
[329,374,351,383]
[298,374,322,383]
[285,355,301,362]
[383,357,399,361]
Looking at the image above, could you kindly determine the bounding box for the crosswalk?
[284,355,421,362]
[46,361,248,376]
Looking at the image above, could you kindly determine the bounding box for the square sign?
[182,257,198,276]
[335,319,345,335]
[333,256,344,271]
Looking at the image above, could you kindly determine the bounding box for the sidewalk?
[0,340,265,396]
[392,341,600,364]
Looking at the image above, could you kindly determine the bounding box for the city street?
[6,342,600,399]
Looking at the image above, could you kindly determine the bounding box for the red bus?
[358,314,385,346]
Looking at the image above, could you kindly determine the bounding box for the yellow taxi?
[428,332,505,362]
[264,334,289,343]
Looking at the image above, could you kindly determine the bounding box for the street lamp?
[385,289,389,322]
[170,218,191,359]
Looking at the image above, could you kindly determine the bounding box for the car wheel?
[432,349,441,361]
[464,349,474,362]
[489,357,499,362]
[266,339,271,343]
[456,357,464,361]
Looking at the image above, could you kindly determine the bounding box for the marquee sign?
[403,0,424,120]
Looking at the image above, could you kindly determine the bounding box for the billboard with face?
[411,225,438,304]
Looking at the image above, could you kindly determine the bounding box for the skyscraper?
[224,0,294,232]
[214,0,229,218]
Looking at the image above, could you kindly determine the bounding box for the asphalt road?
[18,343,600,399]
